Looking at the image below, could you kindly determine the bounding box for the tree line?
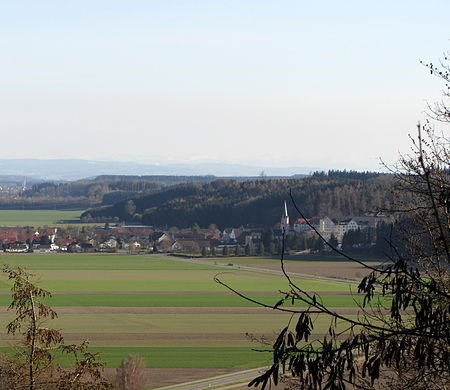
[82,174,394,228]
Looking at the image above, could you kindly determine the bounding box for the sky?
[0,0,448,173]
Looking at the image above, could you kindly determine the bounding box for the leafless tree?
[114,354,146,390]
[0,266,112,390]
[216,54,450,390]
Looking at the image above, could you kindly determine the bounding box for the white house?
[319,217,336,234]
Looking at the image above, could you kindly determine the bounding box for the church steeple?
[281,200,290,233]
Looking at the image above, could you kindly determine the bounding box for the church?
[281,200,290,233]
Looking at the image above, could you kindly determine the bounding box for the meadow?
[0,209,84,226]
[0,253,363,387]
[0,293,372,308]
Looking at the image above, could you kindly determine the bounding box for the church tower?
[281,201,290,233]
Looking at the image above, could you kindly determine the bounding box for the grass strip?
[0,346,271,368]
[0,210,84,227]
[0,293,387,308]
[8,280,350,293]
[0,254,219,271]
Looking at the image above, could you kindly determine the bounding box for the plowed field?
[0,253,365,388]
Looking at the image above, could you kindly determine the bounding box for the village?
[0,203,390,255]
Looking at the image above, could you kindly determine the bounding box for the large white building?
[293,215,387,241]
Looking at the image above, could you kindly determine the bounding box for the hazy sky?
[0,0,448,172]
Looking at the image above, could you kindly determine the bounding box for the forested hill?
[81,173,393,228]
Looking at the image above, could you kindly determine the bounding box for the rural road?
[168,255,360,285]
[153,255,359,390]
[155,367,267,390]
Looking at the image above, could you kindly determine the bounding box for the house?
[244,231,262,246]
[67,242,82,253]
[332,218,358,237]
[293,217,322,233]
[319,217,336,234]
[171,240,197,253]
[151,232,173,252]
[293,218,310,232]
[36,228,58,244]
[129,241,141,250]
[117,225,154,237]
[152,232,173,243]
[57,237,77,252]
[244,233,261,252]
[5,242,29,253]
[0,228,19,244]
[34,244,52,253]
[171,240,211,253]
[98,237,118,252]
[81,243,95,252]
[222,229,236,242]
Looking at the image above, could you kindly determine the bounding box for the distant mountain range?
[0,159,317,181]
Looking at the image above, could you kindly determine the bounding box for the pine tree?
[235,245,241,256]
[258,242,265,256]
[222,245,229,256]
[329,234,339,249]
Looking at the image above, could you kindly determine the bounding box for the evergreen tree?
[222,245,229,256]
[329,234,339,249]
[191,223,201,234]
[234,245,241,256]
[39,235,52,245]
[261,228,275,248]
[123,200,136,218]
[258,242,265,256]
[276,241,282,255]
[312,237,324,252]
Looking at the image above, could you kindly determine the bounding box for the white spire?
[283,200,288,218]
[281,201,290,232]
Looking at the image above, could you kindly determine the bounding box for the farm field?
[0,253,362,388]
[0,209,85,227]
[0,293,375,308]
[212,256,380,280]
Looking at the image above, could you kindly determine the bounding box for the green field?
[0,254,217,270]
[0,255,355,292]
[0,209,85,227]
[0,347,272,369]
[0,278,353,293]
[0,293,374,307]
[0,253,358,386]
[83,347,271,368]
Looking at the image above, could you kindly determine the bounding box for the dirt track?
[104,367,242,388]
[243,260,381,280]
